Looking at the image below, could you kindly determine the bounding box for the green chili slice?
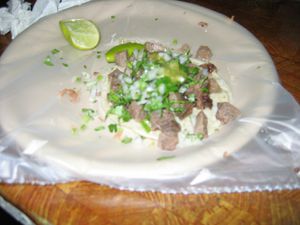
[105,42,144,63]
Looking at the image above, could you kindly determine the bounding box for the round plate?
[0,0,278,181]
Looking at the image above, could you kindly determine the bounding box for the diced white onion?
[179,55,188,64]
[158,84,165,94]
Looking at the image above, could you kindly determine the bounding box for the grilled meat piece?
[145,42,166,53]
[216,102,241,124]
[150,110,181,133]
[115,51,128,67]
[169,92,193,119]
[208,77,222,93]
[200,63,217,74]
[108,69,122,91]
[194,110,208,137]
[195,46,213,62]
[158,132,179,151]
[127,101,146,122]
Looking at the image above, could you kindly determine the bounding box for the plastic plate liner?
[0,0,300,194]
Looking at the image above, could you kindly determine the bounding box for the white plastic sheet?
[0,0,90,38]
[0,0,299,194]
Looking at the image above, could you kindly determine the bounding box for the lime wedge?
[59,19,100,50]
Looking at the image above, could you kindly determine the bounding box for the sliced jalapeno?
[105,42,144,63]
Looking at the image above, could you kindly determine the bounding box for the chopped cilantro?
[107,90,130,106]
[96,74,103,81]
[187,94,195,102]
[121,136,133,144]
[127,61,133,69]
[43,56,54,66]
[94,125,105,131]
[80,124,87,131]
[170,106,185,113]
[201,87,209,93]
[186,132,204,141]
[74,76,82,83]
[172,38,178,45]
[51,48,60,54]
[157,155,176,161]
[140,119,151,133]
[82,108,95,114]
[108,105,132,122]
[62,63,69,67]
[81,108,96,123]
[188,66,199,76]
[71,127,78,135]
[108,124,118,133]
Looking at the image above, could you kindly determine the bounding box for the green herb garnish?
[201,87,209,93]
[121,136,133,144]
[108,124,118,133]
[157,155,176,161]
[43,56,54,66]
[51,48,60,54]
[80,124,87,131]
[140,119,151,133]
[186,132,204,141]
[71,127,78,135]
[172,38,178,45]
[96,74,103,81]
[74,76,82,83]
[94,125,105,131]
[81,108,96,123]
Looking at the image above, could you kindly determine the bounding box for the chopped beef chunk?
[185,84,203,109]
[185,84,212,109]
[150,111,162,131]
[158,132,179,151]
[115,51,128,67]
[198,21,208,28]
[169,92,193,119]
[177,102,194,120]
[108,69,122,91]
[208,77,222,93]
[193,72,204,81]
[178,43,190,53]
[202,93,213,109]
[150,110,181,150]
[160,119,181,133]
[127,101,146,122]
[216,102,241,124]
[150,110,181,133]
[200,63,217,73]
[194,110,208,137]
[150,110,172,131]
[195,46,213,61]
[145,42,166,53]
[169,92,184,112]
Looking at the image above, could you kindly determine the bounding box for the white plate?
[0,0,278,180]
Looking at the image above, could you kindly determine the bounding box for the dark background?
[0,207,22,225]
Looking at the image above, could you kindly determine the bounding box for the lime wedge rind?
[59,19,100,50]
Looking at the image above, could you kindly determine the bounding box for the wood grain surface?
[0,0,300,225]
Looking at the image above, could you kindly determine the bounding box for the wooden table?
[1,0,300,224]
